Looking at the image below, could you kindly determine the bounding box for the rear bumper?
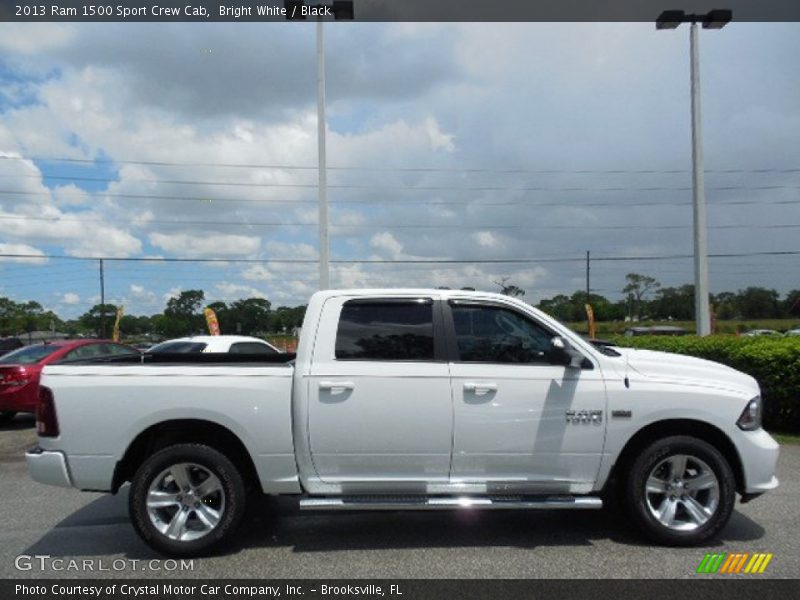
[26,446,73,488]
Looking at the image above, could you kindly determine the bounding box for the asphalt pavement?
[1,414,797,579]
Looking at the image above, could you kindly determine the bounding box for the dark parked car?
[624,326,688,337]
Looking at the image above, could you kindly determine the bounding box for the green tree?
[622,273,660,320]
[78,303,118,337]
[271,305,307,333]
[228,298,272,336]
[736,287,781,319]
[162,290,205,337]
[713,291,738,320]
[493,277,525,298]
[651,285,695,320]
[784,289,800,318]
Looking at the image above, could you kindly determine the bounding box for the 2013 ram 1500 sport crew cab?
[27,289,779,555]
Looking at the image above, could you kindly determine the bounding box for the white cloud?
[264,240,318,260]
[213,282,269,301]
[149,233,261,258]
[129,283,158,305]
[60,292,80,305]
[0,23,75,54]
[0,243,48,264]
[370,232,404,259]
[472,231,500,249]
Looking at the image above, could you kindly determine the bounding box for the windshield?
[147,341,208,354]
[0,344,62,365]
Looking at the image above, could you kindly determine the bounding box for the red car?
[0,339,140,422]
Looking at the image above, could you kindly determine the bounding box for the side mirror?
[551,336,585,369]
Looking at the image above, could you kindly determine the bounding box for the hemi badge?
[612,410,632,419]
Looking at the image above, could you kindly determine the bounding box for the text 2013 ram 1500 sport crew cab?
[27,289,779,556]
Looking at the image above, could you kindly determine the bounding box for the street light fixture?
[285,1,355,290]
[656,8,731,336]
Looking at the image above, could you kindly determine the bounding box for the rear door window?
[335,300,435,361]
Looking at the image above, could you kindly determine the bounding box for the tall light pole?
[316,18,329,289]
[286,1,354,290]
[656,9,731,336]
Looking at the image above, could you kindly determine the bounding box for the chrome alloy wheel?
[146,462,225,542]
[645,454,720,532]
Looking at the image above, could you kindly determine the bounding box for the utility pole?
[317,18,329,290]
[99,259,106,338]
[284,1,354,290]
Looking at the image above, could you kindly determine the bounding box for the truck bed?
[38,359,300,494]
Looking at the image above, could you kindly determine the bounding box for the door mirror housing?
[551,336,586,369]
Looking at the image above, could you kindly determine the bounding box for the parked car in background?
[742,329,780,337]
[784,329,800,337]
[624,326,688,337]
[147,335,281,354]
[0,340,139,422]
[0,337,24,357]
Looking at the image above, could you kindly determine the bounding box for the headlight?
[737,396,762,431]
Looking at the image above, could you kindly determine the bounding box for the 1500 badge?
[565,410,603,424]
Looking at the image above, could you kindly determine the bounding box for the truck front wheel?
[129,443,246,556]
[625,435,736,546]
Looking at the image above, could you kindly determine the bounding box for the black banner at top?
[1,0,800,23]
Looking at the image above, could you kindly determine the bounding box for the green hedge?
[611,336,800,433]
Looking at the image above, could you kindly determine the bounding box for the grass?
[771,432,800,445]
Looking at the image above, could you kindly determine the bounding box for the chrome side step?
[299,495,602,511]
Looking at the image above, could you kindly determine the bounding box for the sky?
[0,21,798,318]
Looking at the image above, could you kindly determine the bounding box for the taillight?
[37,386,59,437]
[0,367,30,387]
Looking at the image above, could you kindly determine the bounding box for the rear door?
[306,296,453,487]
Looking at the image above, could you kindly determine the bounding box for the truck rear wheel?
[129,443,246,556]
[625,435,736,546]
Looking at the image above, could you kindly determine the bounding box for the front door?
[307,297,452,488]
[446,300,607,493]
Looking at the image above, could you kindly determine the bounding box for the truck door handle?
[463,382,497,393]
[319,381,355,391]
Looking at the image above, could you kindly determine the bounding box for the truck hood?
[613,347,759,397]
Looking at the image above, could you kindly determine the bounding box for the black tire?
[0,411,17,423]
[625,435,736,546]
[129,443,247,557]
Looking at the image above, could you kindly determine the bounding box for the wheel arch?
[606,419,745,495]
[112,419,260,494]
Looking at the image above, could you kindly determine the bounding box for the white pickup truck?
[26,289,779,556]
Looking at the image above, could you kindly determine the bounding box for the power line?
[1,250,798,265]
[2,213,800,231]
[2,188,799,208]
[2,154,799,175]
[4,172,800,193]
